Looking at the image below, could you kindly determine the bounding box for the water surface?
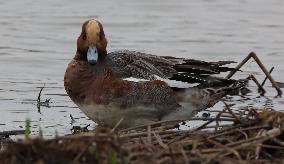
[0,0,284,137]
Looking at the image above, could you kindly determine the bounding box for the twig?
[37,85,44,104]
[247,75,266,95]
[214,108,225,132]
[235,129,248,140]
[121,119,181,132]
[260,67,274,88]
[120,130,188,139]
[194,120,214,131]
[223,102,242,123]
[122,117,236,132]
[37,84,46,113]
[272,138,284,146]
[147,125,151,145]
[152,131,168,149]
[180,147,189,164]
[255,143,262,160]
[226,52,282,96]
[110,118,124,133]
[70,114,76,125]
[207,138,241,160]
[208,124,266,140]
[261,144,284,150]
[37,86,44,113]
[226,128,281,147]
[72,145,90,164]
[201,124,233,129]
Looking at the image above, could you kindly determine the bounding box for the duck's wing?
[106,50,236,86]
[106,50,177,80]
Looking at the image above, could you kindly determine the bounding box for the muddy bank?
[1,107,284,164]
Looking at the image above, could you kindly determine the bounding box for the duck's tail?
[163,57,237,84]
[173,79,247,111]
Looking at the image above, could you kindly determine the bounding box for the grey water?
[0,0,284,137]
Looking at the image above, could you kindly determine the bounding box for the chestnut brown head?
[76,19,108,64]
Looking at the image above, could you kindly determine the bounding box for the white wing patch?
[123,76,198,88]
[155,76,198,88]
[123,77,150,82]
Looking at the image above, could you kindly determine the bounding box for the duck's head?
[76,19,108,64]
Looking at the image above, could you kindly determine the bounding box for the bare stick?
[152,131,169,149]
[226,52,282,96]
[194,120,214,131]
[110,118,124,133]
[223,102,242,123]
[147,125,151,145]
[226,128,281,147]
[36,84,46,113]
[207,125,268,140]
[37,86,44,104]
[260,67,274,88]
[122,117,236,132]
[247,75,266,95]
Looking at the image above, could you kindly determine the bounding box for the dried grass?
[1,107,284,164]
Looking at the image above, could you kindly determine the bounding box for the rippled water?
[0,0,284,137]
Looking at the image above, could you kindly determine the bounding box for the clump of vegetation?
[1,107,284,164]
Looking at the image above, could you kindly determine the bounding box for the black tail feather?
[169,58,237,85]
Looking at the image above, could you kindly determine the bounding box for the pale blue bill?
[87,47,98,64]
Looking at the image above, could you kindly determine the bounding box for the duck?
[64,19,240,128]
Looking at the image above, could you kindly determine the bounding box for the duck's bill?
[87,47,98,64]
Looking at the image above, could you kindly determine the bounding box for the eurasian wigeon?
[64,19,239,128]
